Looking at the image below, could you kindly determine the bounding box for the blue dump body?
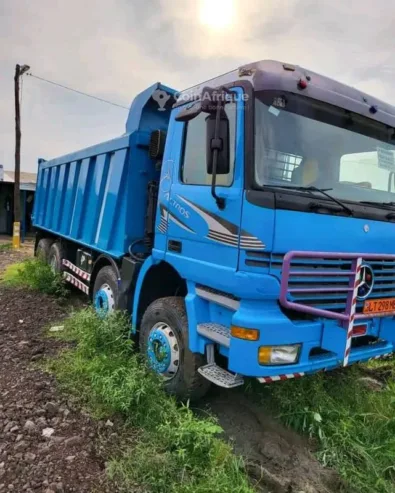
[33,83,176,257]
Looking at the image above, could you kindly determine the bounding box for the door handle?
[168,240,182,253]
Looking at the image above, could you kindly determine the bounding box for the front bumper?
[227,299,395,378]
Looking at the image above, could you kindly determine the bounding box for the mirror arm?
[210,106,226,210]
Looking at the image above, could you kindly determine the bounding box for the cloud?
[1,0,395,172]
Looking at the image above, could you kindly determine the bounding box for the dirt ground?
[0,247,347,493]
[205,391,349,493]
[0,241,34,276]
[0,249,119,493]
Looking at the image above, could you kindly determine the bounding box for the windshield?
[255,91,395,205]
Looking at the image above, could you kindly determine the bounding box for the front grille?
[287,256,395,313]
[247,251,395,315]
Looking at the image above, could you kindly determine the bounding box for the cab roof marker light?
[283,63,295,71]
[298,78,308,90]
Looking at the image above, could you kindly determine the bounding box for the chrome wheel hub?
[147,322,180,380]
[94,283,115,315]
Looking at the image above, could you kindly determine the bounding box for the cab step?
[198,363,244,389]
[197,323,230,348]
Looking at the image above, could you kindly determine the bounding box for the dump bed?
[33,83,176,258]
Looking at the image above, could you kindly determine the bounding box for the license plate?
[363,297,395,315]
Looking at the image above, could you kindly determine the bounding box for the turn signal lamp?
[230,326,259,341]
[258,344,301,365]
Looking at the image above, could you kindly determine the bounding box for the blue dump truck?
[33,60,395,399]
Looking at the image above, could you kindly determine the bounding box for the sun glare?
[199,0,235,31]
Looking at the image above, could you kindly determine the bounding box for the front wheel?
[93,265,119,316]
[140,297,211,401]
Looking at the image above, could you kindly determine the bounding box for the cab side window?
[181,103,236,186]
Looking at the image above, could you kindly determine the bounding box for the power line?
[26,72,129,110]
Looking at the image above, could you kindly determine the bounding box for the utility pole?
[13,63,30,248]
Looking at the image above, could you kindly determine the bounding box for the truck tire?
[140,296,211,401]
[93,266,119,316]
[48,242,66,273]
[36,238,53,263]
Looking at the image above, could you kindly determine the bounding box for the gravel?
[0,265,120,492]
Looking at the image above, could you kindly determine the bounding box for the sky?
[1,0,395,173]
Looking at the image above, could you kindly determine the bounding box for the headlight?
[258,344,300,365]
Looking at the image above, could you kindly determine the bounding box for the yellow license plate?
[363,297,395,315]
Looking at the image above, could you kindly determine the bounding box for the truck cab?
[33,60,395,399]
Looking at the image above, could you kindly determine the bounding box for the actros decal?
[169,197,190,219]
[158,204,169,234]
[157,196,265,250]
[175,196,266,250]
[157,203,194,235]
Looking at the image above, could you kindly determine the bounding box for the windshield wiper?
[266,185,354,216]
[360,201,395,208]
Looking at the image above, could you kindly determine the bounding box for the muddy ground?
[0,248,347,493]
[205,391,348,493]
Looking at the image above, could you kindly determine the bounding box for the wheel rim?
[147,322,180,380]
[94,283,115,316]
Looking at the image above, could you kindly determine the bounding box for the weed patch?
[263,364,395,493]
[48,309,253,493]
[2,259,68,296]
[0,242,12,251]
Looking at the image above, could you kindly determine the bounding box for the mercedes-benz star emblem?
[357,264,374,300]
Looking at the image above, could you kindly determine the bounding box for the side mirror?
[175,101,202,122]
[206,112,230,175]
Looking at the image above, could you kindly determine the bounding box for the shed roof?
[1,171,37,191]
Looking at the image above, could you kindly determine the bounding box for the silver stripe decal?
[169,213,195,233]
[177,195,238,237]
[240,240,266,246]
[207,235,238,246]
[207,230,239,241]
[175,196,265,249]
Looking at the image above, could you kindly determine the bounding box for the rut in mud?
[204,390,349,493]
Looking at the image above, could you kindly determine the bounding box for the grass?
[0,242,12,251]
[11,256,395,491]
[48,309,254,493]
[1,258,68,296]
[259,362,395,493]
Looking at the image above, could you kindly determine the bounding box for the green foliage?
[49,309,253,493]
[0,242,12,251]
[264,364,395,493]
[2,258,68,296]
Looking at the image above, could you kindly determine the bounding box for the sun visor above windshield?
[247,60,395,130]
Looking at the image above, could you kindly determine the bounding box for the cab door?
[158,89,244,291]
